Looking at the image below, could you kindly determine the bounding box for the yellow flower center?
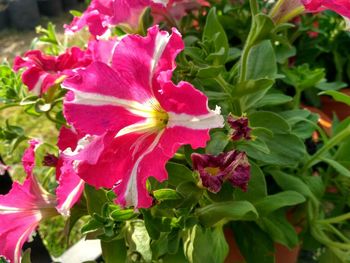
[204,167,221,177]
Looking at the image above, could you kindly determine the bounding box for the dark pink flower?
[13,47,92,95]
[302,0,350,20]
[63,25,224,208]
[0,140,56,263]
[191,150,251,193]
[227,115,251,141]
[65,0,159,36]
[0,138,85,261]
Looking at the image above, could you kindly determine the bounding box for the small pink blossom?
[13,47,92,95]
[63,25,224,208]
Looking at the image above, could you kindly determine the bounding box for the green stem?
[0,103,20,111]
[45,111,67,127]
[301,125,350,174]
[318,212,350,225]
[249,0,259,16]
[294,88,302,109]
[238,0,259,83]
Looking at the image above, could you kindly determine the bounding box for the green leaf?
[126,220,152,263]
[239,134,306,166]
[84,184,108,216]
[166,162,196,186]
[321,157,350,178]
[153,189,182,201]
[282,64,325,91]
[109,207,137,221]
[203,8,229,65]
[196,201,258,227]
[183,225,228,263]
[206,131,229,155]
[316,81,347,91]
[258,211,299,249]
[269,170,315,200]
[232,222,274,263]
[101,239,127,263]
[249,14,275,46]
[254,191,306,216]
[255,93,293,107]
[235,163,267,202]
[319,90,350,106]
[249,111,290,134]
[246,40,277,80]
[21,249,32,263]
[81,217,104,235]
[234,79,274,97]
[197,65,225,78]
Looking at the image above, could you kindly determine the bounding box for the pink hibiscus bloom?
[13,47,92,96]
[63,25,224,208]
[0,139,84,262]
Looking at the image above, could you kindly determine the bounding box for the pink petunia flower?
[65,0,168,36]
[63,25,224,208]
[13,47,92,96]
[0,140,55,263]
[271,0,350,25]
[0,139,84,262]
[302,0,350,20]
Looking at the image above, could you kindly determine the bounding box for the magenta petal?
[22,140,41,177]
[63,62,145,135]
[0,175,54,263]
[303,0,350,19]
[57,127,80,151]
[87,38,120,65]
[14,48,91,95]
[56,159,84,216]
[111,25,184,95]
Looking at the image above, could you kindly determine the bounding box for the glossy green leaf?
[235,163,267,202]
[258,211,299,249]
[319,90,350,106]
[196,201,258,227]
[203,8,229,65]
[153,189,182,201]
[183,225,228,263]
[101,239,127,263]
[254,191,306,216]
[232,222,274,263]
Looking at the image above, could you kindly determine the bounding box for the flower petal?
[111,25,184,95]
[22,140,41,177]
[0,174,54,263]
[56,159,84,216]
